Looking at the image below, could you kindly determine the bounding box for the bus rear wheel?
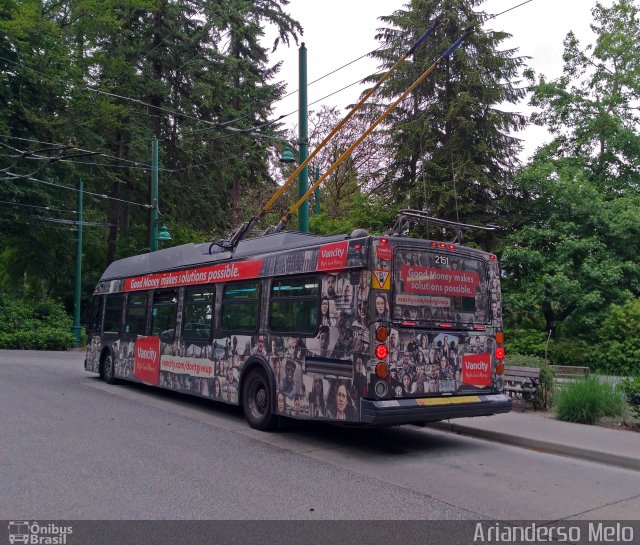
[102,352,117,385]
[242,368,276,431]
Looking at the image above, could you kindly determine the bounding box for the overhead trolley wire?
[0,199,77,214]
[0,171,152,209]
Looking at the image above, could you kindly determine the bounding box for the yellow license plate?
[416,395,480,406]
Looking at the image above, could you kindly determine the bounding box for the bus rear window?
[393,248,490,326]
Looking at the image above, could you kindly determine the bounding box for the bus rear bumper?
[360,393,512,426]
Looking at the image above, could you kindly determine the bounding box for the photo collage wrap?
[383,248,503,397]
[272,269,370,422]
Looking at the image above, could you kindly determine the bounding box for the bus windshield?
[392,247,491,326]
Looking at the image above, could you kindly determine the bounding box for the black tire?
[102,352,117,385]
[242,367,276,431]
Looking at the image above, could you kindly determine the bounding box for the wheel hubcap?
[250,382,267,418]
[255,387,267,411]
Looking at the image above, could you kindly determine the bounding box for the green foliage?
[555,376,628,424]
[0,0,302,314]
[617,376,640,417]
[369,0,527,228]
[505,353,554,409]
[505,330,549,359]
[594,298,640,375]
[0,295,74,350]
[310,193,399,236]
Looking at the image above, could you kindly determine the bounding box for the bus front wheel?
[242,368,276,431]
[102,352,117,385]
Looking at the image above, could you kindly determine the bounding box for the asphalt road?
[2,350,639,522]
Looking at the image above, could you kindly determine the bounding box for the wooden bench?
[550,365,589,386]
[503,365,541,407]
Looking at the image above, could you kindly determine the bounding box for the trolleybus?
[85,215,511,430]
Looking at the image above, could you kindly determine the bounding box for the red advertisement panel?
[462,353,492,387]
[316,241,348,272]
[376,243,393,261]
[400,265,480,296]
[134,336,160,386]
[124,259,263,292]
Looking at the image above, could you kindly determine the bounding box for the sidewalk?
[429,411,640,471]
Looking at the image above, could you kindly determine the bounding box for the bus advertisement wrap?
[123,260,264,292]
[462,353,492,387]
[160,356,214,378]
[316,241,348,272]
[133,336,160,386]
[400,265,480,296]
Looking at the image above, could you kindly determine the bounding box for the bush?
[504,353,554,409]
[505,329,549,359]
[555,376,628,424]
[594,299,640,376]
[617,376,640,418]
[0,295,75,350]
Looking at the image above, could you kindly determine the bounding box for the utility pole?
[298,43,309,232]
[150,135,159,251]
[72,177,83,347]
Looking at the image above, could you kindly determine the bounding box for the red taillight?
[380,237,388,244]
[473,325,486,331]
[496,346,505,360]
[495,331,504,344]
[375,344,389,360]
[430,241,437,247]
[401,321,417,327]
[375,362,388,378]
[354,244,362,250]
[490,255,496,260]
[375,326,389,341]
[448,244,455,250]
[438,323,453,328]
[439,243,446,248]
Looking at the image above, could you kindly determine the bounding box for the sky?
[266,0,612,160]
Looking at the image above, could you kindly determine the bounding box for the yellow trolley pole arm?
[260,18,444,216]
[222,20,445,251]
[276,27,474,231]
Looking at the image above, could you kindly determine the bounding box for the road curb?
[428,421,640,472]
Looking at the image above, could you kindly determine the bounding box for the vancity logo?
[8,521,72,545]
[317,241,348,272]
[134,336,161,386]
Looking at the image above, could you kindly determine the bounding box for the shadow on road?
[90,376,478,458]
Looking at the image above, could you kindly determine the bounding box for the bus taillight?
[496,362,505,375]
[375,344,389,360]
[496,346,505,361]
[375,326,389,341]
[495,331,504,344]
[375,362,388,378]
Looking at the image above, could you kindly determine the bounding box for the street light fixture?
[279,145,296,164]
[158,224,171,241]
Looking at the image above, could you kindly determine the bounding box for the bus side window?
[151,290,178,342]
[269,277,319,335]
[183,287,215,341]
[103,294,124,335]
[221,281,260,332]
[125,293,149,337]
[88,295,103,334]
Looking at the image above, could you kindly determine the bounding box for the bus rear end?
[360,237,511,425]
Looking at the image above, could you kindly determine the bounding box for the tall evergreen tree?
[368,0,527,238]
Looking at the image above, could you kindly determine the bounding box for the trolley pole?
[314,167,320,215]
[298,43,309,232]
[150,135,159,251]
[72,177,83,347]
